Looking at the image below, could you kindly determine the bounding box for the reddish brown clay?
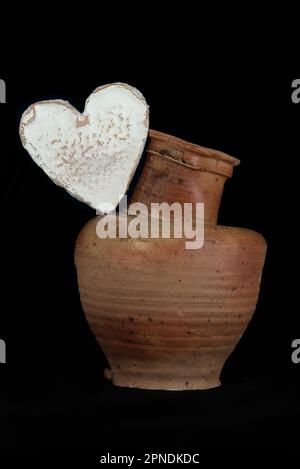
[75,130,267,390]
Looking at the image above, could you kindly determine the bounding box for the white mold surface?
[20,83,149,212]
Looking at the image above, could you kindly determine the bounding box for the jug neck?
[130,130,240,226]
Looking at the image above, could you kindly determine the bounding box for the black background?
[0,51,299,452]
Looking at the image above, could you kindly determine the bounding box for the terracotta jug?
[75,130,267,390]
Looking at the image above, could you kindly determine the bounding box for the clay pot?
[75,130,267,390]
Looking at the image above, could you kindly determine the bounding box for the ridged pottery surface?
[75,130,267,390]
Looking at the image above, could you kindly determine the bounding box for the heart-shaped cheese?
[19,83,149,212]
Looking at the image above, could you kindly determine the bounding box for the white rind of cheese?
[20,83,149,212]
